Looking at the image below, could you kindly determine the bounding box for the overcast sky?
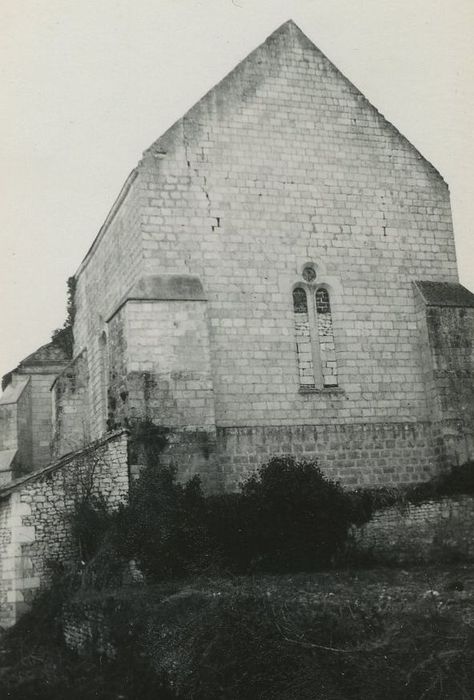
[1,0,473,379]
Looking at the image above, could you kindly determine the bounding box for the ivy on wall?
[51,276,77,359]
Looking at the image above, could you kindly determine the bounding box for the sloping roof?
[0,449,16,474]
[414,281,474,308]
[19,341,70,367]
[2,341,69,392]
[0,376,30,406]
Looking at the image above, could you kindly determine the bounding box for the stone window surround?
[292,263,342,394]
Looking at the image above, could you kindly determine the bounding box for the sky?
[1,0,473,379]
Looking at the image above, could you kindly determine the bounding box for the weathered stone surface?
[354,496,474,563]
[60,20,467,488]
[1,21,474,520]
[0,430,129,628]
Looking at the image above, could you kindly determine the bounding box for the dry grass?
[2,564,474,699]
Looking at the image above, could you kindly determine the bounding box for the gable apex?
[142,19,444,186]
[77,19,447,279]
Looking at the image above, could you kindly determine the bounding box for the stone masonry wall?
[24,371,57,470]
[73,172,146,442]
[0,495,12,628]
[15,376,33,473]
[0,377,31,479]
[68,22,460,487]
[217,421,437,490]
[107,300,215,431]
[427,307,474,430]
[0,430,129,628]
[137,22,457,430]
[52,351,90,458]
[63,601,115,658]
[413,294,474,466]
[354,496,474,563]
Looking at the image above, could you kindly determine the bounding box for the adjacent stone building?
[2,20,474,494]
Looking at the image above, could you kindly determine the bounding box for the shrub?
[114,465,212,580]
[110,457,371,579]
[438,460,474,496]
[205,492,254,572]
[238,456,364,572]
[71,494,114,563]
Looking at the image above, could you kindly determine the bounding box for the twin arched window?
[293,285,338,389]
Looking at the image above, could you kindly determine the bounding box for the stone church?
[1,19,474,495]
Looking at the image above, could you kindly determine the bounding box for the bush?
[71,494,114,563]
[111,457,370,579]
[205,492,254,572]
[237,456,364,572]
[438,460,474,495]
[115,465,212,580]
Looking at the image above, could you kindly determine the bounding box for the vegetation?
[2,567,474,699]
[62,456,474,584]
[4,449,474,697]
[115,467,211,580]
[51,276,77,358]
[110,456,370,579]
[0,583,175,699]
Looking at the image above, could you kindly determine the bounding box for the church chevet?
[1,20,474,627]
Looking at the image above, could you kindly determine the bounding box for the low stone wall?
[0,495,12,629]
[63,601,115,658]
[354,495,474,563]
[0,430,129,629]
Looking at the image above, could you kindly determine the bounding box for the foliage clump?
[116,467,211,580]
[51,276,77,358]
[111,456,369,579]
[214,456,363,572]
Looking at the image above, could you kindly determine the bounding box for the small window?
[293,287,315,387]
[292,266,339,391]
[315,288,338,387]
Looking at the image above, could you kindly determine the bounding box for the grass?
[2,564,474,698]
